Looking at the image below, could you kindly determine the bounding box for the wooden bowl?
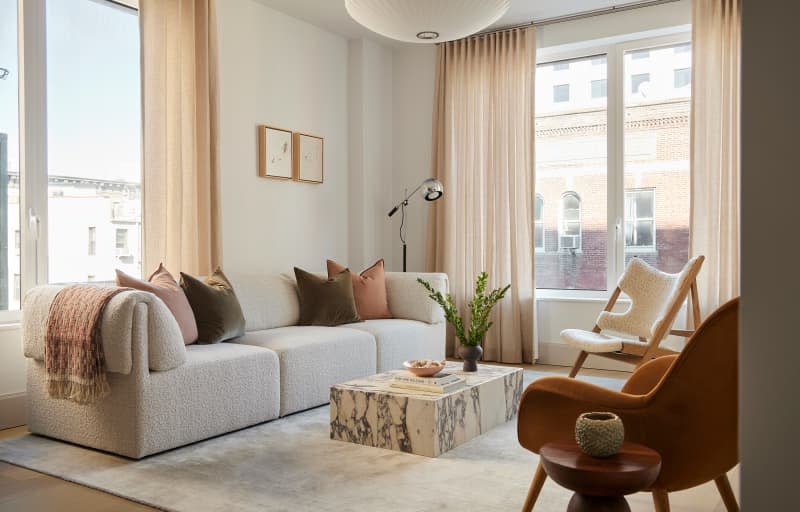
[403,360,446,377]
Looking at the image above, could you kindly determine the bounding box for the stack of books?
[390,372,465,393]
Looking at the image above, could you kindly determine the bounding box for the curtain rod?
[469,0,682,38]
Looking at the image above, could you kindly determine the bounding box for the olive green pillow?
[294,267,361,326]
[179,268,245,344]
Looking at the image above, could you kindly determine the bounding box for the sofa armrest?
[22,286,186,373]
[385,272,448,324]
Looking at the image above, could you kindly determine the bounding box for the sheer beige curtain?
[691,0,741,316]
[426,28,535,363]
[140,0,220,275]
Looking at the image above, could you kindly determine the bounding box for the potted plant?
[417,272,510,372]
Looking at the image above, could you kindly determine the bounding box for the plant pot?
[458,344,483,372]
[575,412,625,458]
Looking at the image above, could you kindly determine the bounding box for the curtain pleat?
[690,0,741,316]
[140,0,220,276]
[427,28,536,363]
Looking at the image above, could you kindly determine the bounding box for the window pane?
[631,73,650,94]
[534,195,543,221]
[624,43,691,268]
[46,0,142,284]
[591,79,607,99]
[0,0,21,310]
[535,55,607,290]
[553,84,570,103]
[674,67,691,88]
[534,224,544,249]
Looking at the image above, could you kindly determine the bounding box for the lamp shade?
[421,178,443,201]
[344,0,510,43]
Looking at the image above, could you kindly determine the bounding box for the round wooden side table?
[539,440,661,512]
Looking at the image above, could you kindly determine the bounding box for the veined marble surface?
[330,363,524,457]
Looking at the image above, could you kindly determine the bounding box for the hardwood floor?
[0,364,736,511]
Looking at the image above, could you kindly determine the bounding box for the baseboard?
[537,342,633,373]
[0,392,27,430]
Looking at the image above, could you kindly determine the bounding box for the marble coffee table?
[329,363,523,457]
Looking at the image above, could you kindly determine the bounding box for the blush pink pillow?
[326,259,393,320]
[116,264,199,345]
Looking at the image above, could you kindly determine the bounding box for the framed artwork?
[258,125,293,179]
[293,132,324,184]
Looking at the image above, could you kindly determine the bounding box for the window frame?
[624,188,657,253]
[2,0,140,324]
[535,31,691,298]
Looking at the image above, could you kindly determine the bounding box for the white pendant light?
[345,0,510,43]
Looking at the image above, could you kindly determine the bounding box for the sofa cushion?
[235,326,376,416]
[180,268,246,344]
[226,273,300,331]
[342,319,446,372]
[116,264,198,345]
[326,259,392,320]
[294,267,360,327]
[385,272,448,324]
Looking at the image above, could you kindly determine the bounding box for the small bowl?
[575,411,625,458]
[402,360,447,377]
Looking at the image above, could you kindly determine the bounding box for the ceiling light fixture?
[345,0,510,44]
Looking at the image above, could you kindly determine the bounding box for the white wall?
[389,0,692,366]
[216,0,350,275]
[740,0,800,508]
[348,38,395,272]
[390,45,437,272]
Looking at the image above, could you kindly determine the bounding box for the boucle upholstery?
[26,303,280,458]
[225,273,300,331]
[24,286,187,372]
[236,327,376,416]
[342,319,446,372]
[560,329,630,353]
[596,256,703,339]
[385,272,448,324]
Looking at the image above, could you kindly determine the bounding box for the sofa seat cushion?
[234,326,376,416]
[342,319,446,372]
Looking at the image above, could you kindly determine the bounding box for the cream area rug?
[0,371,726,511]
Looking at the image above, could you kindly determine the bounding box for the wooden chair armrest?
[622,355,678,395]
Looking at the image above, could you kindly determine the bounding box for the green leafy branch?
[418,272,510,347]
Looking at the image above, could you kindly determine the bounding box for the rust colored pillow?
[326,259,392,320]
[116,264,199,345]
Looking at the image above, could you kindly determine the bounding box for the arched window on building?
[535,194,544,251]
[559,192,582,251]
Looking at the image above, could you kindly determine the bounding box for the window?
[88,226,96,255]
[553,84,570,103]
[534,194,544,251]
[536,54,607,290]
[625,190,655,249]
[631,73,650,94]
[559,192,582,251]
[536,38,691,291]
[115,229,129,252]
[674,43,691,53]
[591,79,607,98]
[0,0,20,312]
[553,62,569,71]
[674,68,691,88]
[45,0,142,284]
[631,49,650,59]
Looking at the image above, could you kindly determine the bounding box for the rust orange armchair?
[518,297,739,512]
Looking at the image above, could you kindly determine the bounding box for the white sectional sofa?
[21,271,448,458]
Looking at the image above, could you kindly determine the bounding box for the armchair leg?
[652,489,670,512]
[714,474,740,512]
[568,351,589,378]
[521,462,547,512]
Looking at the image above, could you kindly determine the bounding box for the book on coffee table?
[390,373,465,393]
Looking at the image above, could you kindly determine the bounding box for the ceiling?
[253,0,654,46]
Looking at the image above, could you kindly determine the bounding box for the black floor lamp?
[387,178,443,272]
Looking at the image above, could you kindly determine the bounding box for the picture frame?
[293,132,324,184]
[258,125,293,180]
